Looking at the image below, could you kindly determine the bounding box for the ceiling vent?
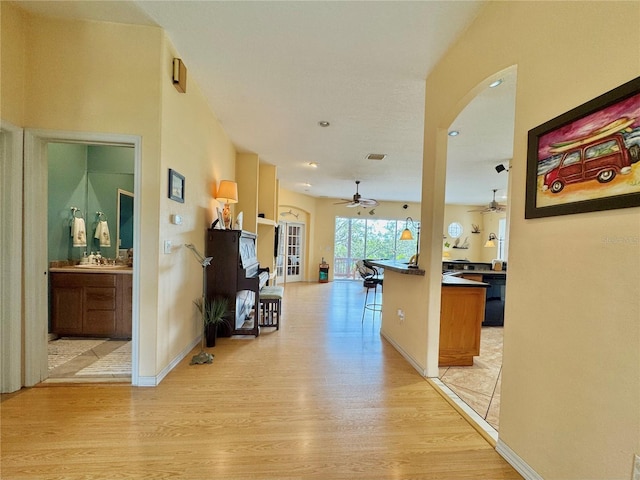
[366,153,386,161]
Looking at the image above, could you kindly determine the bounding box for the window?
[333,217,419,279]
[585,139,619,159]
[562,151,581,166]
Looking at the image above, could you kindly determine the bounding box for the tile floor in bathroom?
[439,326,503,430]
[46,337,131,383]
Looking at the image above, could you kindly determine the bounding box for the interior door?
[276,222,286,284]
[285,222,304,283]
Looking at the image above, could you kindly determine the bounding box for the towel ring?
[96,211,108,221]
[71,207,84,219]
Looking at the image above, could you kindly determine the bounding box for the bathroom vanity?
[49,267,132,338]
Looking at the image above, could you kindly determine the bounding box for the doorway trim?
[23,129,141,386]
[1,121,24,393]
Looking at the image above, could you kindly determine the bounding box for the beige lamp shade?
[216,180,238,203]
[484,233,497,248]
[400,228,413,241]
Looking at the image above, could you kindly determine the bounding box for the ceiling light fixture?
[489,79,503,88]
[448,130,460,137]
[308,162,318,168]
[303,182,312,188]
[318,121,330,127]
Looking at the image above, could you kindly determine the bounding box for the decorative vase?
[205,323,217,348]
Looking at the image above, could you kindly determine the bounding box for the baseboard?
[136,336,200,387]
[496,439,543,480]
[379,329,427,376]
[428,377,498,446]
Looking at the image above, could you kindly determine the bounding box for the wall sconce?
[484,233,497,248]
[215,180,238,229]
[400,216,420,268]
[173,58,187,93]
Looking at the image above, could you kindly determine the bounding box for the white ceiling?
[15,0,515,207]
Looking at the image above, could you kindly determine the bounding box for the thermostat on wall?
[171,214,183,225]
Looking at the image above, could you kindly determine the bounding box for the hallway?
[1,281,519,479]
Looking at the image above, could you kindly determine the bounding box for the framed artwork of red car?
[525,76,640,218]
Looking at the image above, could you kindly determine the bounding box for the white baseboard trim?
[136,336,201,387]
[429,377,498,444]
[496,439,543,480]
[380,329,427,377]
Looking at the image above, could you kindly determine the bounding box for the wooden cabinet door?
[439,286,485,366]
[116,274,133,338]
[51,286,83,335]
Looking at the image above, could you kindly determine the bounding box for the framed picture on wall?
[168,169,185,203]
[525,76,640,218]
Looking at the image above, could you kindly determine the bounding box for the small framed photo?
[168,169,185,203]
[525,76,640,218]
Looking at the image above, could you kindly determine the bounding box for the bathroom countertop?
[49,266,132,274]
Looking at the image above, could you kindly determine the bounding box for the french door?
[276,222,304,283]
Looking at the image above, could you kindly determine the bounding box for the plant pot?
[205,323,218,348]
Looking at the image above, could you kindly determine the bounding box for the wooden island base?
[439,282,488,367]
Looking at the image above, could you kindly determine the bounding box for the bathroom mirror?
[117,189,134,253]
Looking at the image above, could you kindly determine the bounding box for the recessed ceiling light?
[489,79,503,88]
[308,162,318,168]
[366,153,386,161]
[318,121,330,127]
[448,130,460,137]
[303,182,312,188]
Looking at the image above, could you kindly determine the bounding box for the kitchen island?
[439,274,488,366]
[369,260,488,367]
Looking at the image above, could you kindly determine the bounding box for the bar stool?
[356,260,383,323]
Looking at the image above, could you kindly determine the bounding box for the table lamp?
[215,180,238,229]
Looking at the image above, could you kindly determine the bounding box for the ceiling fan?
[468,189,507,214]
[334,180,379,208]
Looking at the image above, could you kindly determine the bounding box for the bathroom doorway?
[46,142,135,382]
[23,129,141,387]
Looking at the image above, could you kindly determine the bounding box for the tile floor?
[46,337,131,383]
[438,326,503,430]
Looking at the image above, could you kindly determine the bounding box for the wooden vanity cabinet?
[50,272,132,338]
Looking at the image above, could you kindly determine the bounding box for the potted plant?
[194,296,228,348]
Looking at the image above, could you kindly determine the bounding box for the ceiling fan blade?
[358,198,379,207]
[333,199,353,205]
[345,202,360,208]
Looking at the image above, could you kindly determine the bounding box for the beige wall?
[421,1,640,477]
[158,35,236,373]
[4,7,237,380]
[278,189,318,282]
[1,4,27,125]
[442,205,506,262]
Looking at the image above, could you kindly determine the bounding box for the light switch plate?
[164,240,172,254]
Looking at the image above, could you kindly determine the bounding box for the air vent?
[366,153,386,161]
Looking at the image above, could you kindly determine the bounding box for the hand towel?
[72,217,87,247]
[94,220,111,247]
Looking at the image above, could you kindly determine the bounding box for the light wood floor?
[1,281,521,479]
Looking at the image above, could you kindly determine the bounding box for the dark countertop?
[368,260,489,287]
[442,275,489,287]
[444,269,507,277]
[368,260,425,276]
